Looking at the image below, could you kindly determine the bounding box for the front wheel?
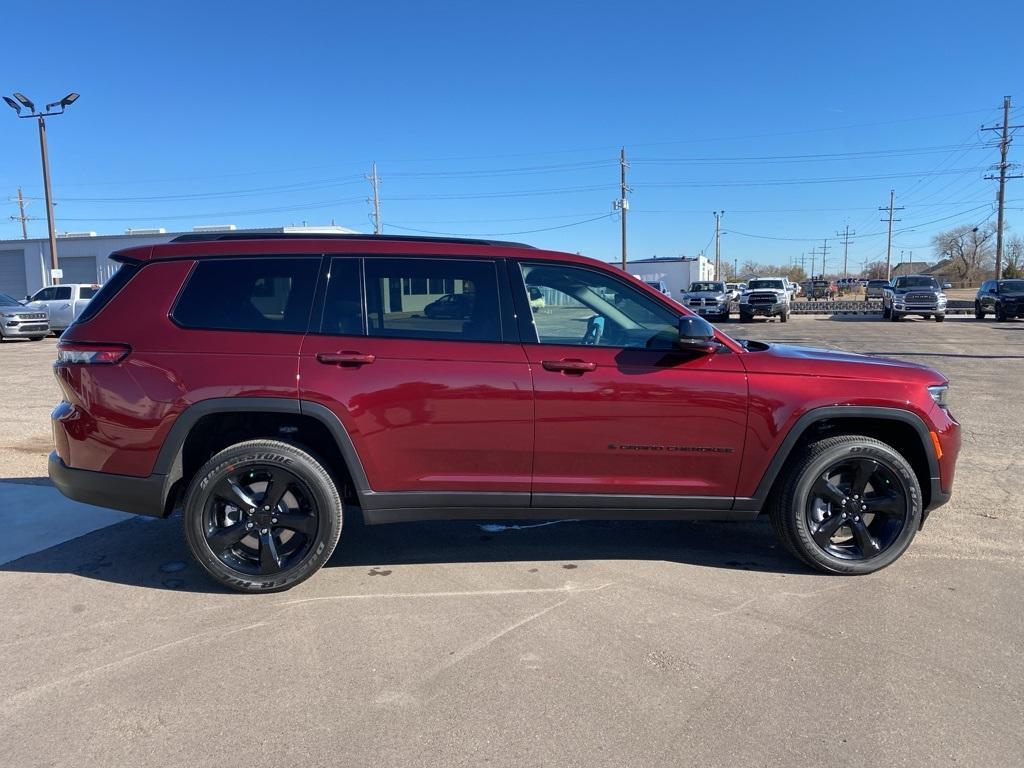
[882,304,891,319]
[768,435,921,574]
[935,314,945,323]
[739,311,753,323]
[780,310,789,323]
[995,304,1007,322]
[890,310,901,322]
[975,302,985,320]
[183,440,343,593]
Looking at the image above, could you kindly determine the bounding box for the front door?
[299,256,534,506]
[514,260,748,506]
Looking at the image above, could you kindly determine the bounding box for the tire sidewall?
[788,441,921,574]
[184,444,342,592]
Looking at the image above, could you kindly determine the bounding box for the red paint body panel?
[299,336,534,492]
[523,344,747,496]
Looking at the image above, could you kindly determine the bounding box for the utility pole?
[879,189,903,282]
[983,96,1023,280]
[9,187,34,239]
[366,162,382,235]
[713,210,724,280]
[820,238,831,278]
[837,223,855,278]
[614,147,631,270]
[809,246,816,279]
[733,258,738,279]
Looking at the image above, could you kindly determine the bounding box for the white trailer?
[626,256,714,300]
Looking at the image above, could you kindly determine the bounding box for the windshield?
[0,292,21,307]
[689,282,724,292]
[999,280,1024,293]
[748,279,784,290]
[895,276,940,289]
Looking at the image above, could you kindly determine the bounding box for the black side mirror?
[677,315,718,354]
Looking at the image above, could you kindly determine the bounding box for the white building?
[626,255,714,298]
[0,224,357,298]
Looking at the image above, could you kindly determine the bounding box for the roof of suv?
[112,233,551,263]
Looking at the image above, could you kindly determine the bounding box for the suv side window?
[173,257,319,333]
[519,262,678,348]
[320,257,364,336]
[363,258,502,342]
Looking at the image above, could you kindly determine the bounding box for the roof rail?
[168,232,535,248]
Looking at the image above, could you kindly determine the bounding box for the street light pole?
[3,91,79,286]
[37,115,60,283]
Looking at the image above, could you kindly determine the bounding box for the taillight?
[56,342,130,365]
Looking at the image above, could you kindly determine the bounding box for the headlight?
[928,384,950,410]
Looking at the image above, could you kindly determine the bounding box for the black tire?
[29,336,45,341]
[780,310,789,323]
[882,304,891,319]
[974,301,985,320]
[183,440,343,593]
[935,314,945,323]
[995,304,1006,322]
[768,435,922,575]
[739,311,753,323]
[889,309,901,322]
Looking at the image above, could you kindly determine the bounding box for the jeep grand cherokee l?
[49,233,960,592]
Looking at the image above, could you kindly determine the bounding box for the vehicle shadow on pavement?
[0,514,811,593]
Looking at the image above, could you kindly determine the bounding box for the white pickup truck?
[24,284,98,333]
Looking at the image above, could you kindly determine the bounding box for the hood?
[0,303,47,316]
[744,342,945,384]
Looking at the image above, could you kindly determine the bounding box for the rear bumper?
[48,451,167,517]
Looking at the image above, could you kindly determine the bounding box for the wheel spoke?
[850,519,882,556]
[207,522,249,553]
[274,511,317,537]
[213,477,256,510]
[262,467,297,511]
[258,530,282,573]
[849,459,878,498]
[811,476,846,506]
[863,491,904,517]
[811,512,847,548]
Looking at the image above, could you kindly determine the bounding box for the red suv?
[49,233,960,592]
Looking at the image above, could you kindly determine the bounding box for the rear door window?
[173,257,319,333]
[363,258,502,342]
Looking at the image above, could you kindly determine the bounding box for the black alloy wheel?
[202,465,319,576]
[184,440,342,592]
[804,457,909,561]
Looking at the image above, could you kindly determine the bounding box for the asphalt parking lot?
[0,317,1021,767]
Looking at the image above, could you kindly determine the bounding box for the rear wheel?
[183,440,343,593]
[768,435,921,574]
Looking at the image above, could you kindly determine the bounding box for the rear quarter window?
[172,257,319,333]
[74,262,141,324]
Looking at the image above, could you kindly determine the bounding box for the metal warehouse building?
[0,225,357,298]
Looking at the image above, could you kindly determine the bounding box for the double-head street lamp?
[4,91,79,285]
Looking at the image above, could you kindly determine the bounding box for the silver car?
[0,292,49,341]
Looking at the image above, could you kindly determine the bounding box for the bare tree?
[932,223,995,285]
[863,261,889,279]
[1005,235,1023,278]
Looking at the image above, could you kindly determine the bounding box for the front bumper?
[0,318,50,337]
[741,302,786,316]
[690,303,729,316]
[48,452,167,517]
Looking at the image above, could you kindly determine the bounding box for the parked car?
[975,278,1024,321]
[682,280,731,321]
[0,292,49,341]
[883,275,950,322]
[48,232,960,591]
[527,286,546,310]
[739,277,791,322]
[787,280,802,298]
[724,283,742,302]
[807,280,837,301]
[25,283,99,333]
[423,292,473,319]
[865,279,890,300]
[644,279,673,299]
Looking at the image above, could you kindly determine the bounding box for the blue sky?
[1,0,1021,270]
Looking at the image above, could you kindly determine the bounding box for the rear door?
[513,260,748,505]
[299,256,533,503]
